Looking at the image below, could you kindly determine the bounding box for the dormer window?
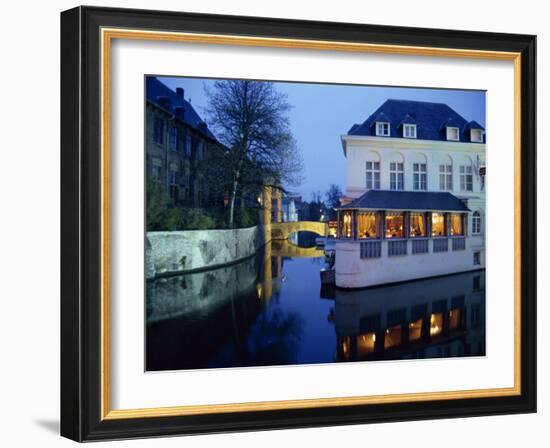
[470,129,483,143]
[403,124,417,138]
[376,122,390,136]
[446,126,460,141]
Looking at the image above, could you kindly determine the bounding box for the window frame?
[450,213,464,236]
[446,126,460,141]
[472,211,481,235]
[365,161,381,189]
[409,212,426,238]
[185,135,192,157]
[389,162,405,190]
[385,212,405,239]
[169,126,178,151]
[460,165,474,192]
[153,116,164,145]
[439,164,453,191]
[413,162,427,191]
[403,124,417,139]
[356,211,379,239]
[471,128,483,143]
[375,122,390,136]
[431,212,447,237]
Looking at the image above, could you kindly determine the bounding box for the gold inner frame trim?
[100,27,522,421]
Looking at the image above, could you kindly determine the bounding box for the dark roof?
[146,77,217,141]
[466,120,484,130]
[398,114,417,126]
[341,190,470,212]
[348,99,485,143]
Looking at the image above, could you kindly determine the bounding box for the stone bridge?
[270,221,329,241]
[270,240,324,258]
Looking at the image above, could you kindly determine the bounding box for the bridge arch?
[270,221,328,241]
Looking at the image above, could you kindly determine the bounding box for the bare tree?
[205,80,303,227]
[325,184,343,220]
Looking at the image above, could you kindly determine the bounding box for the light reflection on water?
[146,241,485,371]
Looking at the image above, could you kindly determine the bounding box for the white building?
[335,99,486,288]
[282,198,299,222]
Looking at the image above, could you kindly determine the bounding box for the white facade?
[283,199,298,222]
[335,133,486,289]
[342,136,485,206]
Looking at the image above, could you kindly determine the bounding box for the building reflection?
[334,271,485,362]
[257,239,323,302]
[146,240,484,371]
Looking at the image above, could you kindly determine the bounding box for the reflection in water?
[334,272,486,362]
[146,241,485,371]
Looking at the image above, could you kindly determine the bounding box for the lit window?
[341,336,351,359]
[471,129,483,143]
[413,163,427,190]
[341,211,352,238]
[409,318,423,342]
[430,313,443,337]
[447,126,459,141]
[390,162,404,190]
[472,211,481,234]
[439,164,453,191]
[450,213,464,236]
[385,213,404,238]
[384,325,403,349]
[357,212,378,239]
[449,309,462,330]
[431,213,446,237]
[460,165,473,191]
[403,124,417,138]
[357,333,376,356]
[410,213,426,237]
[366,161,380,189]
[376,122,390,136]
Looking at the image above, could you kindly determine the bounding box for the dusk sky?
[158,76,486,201]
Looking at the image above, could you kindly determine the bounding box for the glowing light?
[356,332,376,355]
[430,313,443,336]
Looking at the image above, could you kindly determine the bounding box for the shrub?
[180,208,216,230]
[146,183,260,231]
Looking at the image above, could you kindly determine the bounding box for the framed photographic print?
[60,6,537,442]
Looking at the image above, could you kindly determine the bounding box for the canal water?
[146,240,486,371]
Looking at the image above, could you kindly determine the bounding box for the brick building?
[145,77,225,207]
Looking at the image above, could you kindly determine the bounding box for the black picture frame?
[61,5,536,442]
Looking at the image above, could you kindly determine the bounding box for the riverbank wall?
[146,226,264,279]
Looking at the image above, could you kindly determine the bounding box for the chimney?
[176,87,184,99]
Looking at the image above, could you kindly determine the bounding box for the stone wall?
[146,226,263,279]
[146,253,260,323]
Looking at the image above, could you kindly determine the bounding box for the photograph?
[56,4,537,442]
[144,75,487,371]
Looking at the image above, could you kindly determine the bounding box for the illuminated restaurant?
[334,190,478,289]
